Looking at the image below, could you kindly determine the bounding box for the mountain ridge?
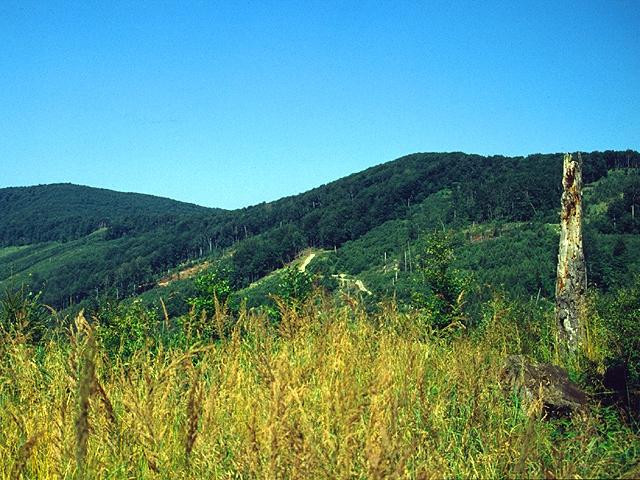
[1,150,638,310]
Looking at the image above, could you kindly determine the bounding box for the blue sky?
[1,1,638,209]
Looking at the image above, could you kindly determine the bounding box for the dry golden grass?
[0,297,638,479]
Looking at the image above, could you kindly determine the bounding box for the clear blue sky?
[1,1,638,209]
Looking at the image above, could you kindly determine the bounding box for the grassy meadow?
[1,292,639,479]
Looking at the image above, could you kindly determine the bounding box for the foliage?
[2,151,638,310]
[590,276,640,389]
[476,293,558,364]
[1,151,639,476]
[266,267,314,321]
[173,268,236,342]
[0,286,49,343]
[584,227,640,291]
[95,299,158,359]
[410,231,469,328]
[606,173,640,234]
[456,222,559,300]
[187,268,232,317]
[231,224,307,285]
[0,183,217,245]
[277,267,314,306]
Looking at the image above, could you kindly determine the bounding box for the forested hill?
[0,150,638,309]
[219,150,637,247]
[0,183,221,246]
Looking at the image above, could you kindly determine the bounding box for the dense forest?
[0,183,221,244]
[1,150,639,310]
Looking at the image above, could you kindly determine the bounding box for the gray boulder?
[502,355,588,415]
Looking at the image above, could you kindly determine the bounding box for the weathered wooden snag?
[555,153,587,352]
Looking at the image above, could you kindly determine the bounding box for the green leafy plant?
[0,286,49,343]
[187,268,232,318]
[96,299,157,359]
[595,276,640,388]
[179,268,234,341]
[266,267,314,322]
[411,231,469,329]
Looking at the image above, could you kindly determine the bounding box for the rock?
[502,355,588,415]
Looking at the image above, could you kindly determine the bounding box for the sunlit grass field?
[1,295,639,479]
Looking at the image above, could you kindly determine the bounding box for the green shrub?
[411,231,470,329]
[187,268,232,318]
[595,276,640,388]
[266,267,314,322]
[95,299,158,359]
[0,286,49,343]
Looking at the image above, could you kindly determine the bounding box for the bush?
[266,267,314,322]
[411,231,470,329]
[187,268,232,317]
[0,286,49,343]
[594,276,640,388]
[95,299,158,358]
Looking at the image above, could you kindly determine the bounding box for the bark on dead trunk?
[556,153,587,352]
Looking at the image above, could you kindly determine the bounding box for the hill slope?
[0,183,222,245]
[0,151,638,309]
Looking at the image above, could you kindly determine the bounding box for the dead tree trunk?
[556,153,587,352]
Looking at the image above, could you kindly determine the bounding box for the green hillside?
[0,151,638,311]
[131,157,639,319]
[0,183,221,245]
[1,152,640,479]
